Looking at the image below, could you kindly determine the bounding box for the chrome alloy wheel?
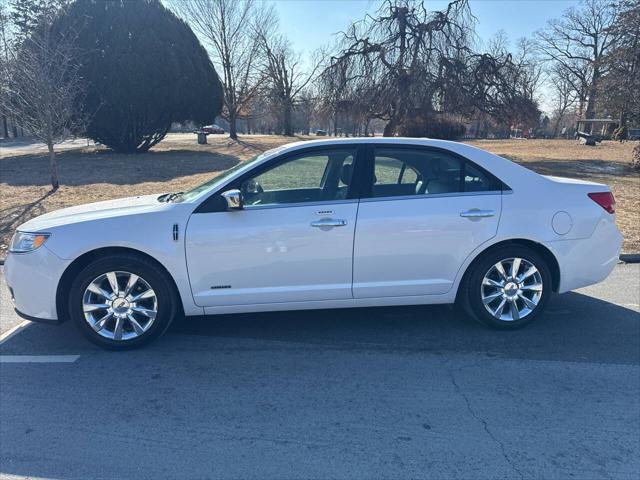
[82,271,157,341]
[481,257,543,322]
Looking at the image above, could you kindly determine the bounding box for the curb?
[619,253,640,264]
[1,254,640,267]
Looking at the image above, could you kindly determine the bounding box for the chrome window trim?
[241,198,359,211]
[359,190,504,203]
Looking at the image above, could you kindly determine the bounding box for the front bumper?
[4,246,71,321]
[14,307,61,324]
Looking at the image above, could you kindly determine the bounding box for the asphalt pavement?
[0,264,638,479]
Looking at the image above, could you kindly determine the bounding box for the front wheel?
[69,254,177,349]
[465,246,552,329]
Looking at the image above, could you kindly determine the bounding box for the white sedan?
[5,138,622,349]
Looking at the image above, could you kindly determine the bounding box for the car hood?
[18,194,170,231]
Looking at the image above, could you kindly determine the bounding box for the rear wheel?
[69,254,177,349]
[464,246,552,329]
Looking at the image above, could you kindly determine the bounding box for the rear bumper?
[545,215,623,293]
[4,247,71,321]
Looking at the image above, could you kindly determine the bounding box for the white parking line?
[0,355,80,363]
[0,320,31,345]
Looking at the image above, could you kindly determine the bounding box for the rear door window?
[369,147,499,199]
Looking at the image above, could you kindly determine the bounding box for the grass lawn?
[1,134,638,256]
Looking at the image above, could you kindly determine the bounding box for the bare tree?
[321,0,538,138]
[293,89,316,135]
[0,2,12,138]
[599,0,640,128]
[322,0,478,136]
[549,64,579,137]
[175,0,264,140]
[1,19,86,190]
[471,31,545,138]
[536,0,620,119]
[513,38,544,102]
[255,23,321,136]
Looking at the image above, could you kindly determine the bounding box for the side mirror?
[221,189,243,210]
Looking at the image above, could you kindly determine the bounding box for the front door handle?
[460,209,495,218]
[310,218,347,228]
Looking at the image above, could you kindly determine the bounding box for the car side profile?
[5,138,622,349]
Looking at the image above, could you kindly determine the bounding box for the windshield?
[177,149,281,202]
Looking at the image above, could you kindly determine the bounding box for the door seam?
[350,199,361,299]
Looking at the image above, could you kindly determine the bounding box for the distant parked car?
[628,128,640,141]
[315,130,327,136]
[201,125,225,134]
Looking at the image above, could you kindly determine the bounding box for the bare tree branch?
[535,0,621,119]
[173,0,265,139]
[0,13,87,189]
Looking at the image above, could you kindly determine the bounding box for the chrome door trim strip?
[358,190,504,203]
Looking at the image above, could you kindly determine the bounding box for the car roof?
[280,136,462,149]
[275,137,493,165]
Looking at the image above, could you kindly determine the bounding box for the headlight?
[9,231,50,253]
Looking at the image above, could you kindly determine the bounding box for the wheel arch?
[456,238,561,303]
[56,246,184,322]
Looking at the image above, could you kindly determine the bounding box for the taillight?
[588,192,615,214]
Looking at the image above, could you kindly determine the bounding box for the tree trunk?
[552,117,561,138]
[585,69,600,120]
[1,115,8,139]
[383,118,397,137]
[619,109,627,129]
[283,101,293,136]
[577,91,586,119]
[228,110,238,140]
[47,141,59,191]
[552,105,567,138]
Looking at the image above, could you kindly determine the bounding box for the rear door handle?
[310,218,347,227]
[460,209,495,218]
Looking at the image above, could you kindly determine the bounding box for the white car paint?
[352,193,501,297]
[4,138,623,323]
[186,201,359,306]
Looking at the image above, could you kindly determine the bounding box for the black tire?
[462,245,552,329]
[68,254,178,350]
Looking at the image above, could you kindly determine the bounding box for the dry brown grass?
[1,134,638,256]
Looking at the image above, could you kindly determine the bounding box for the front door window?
[241,149,356,207]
